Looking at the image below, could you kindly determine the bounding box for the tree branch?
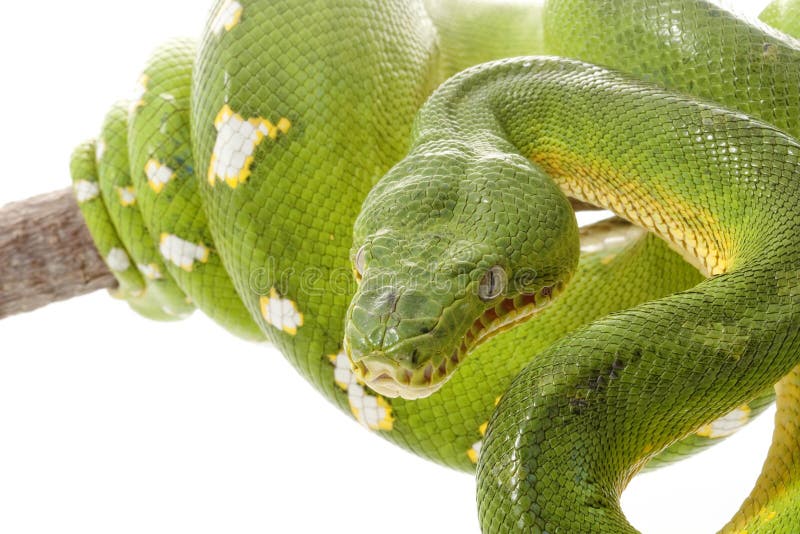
[0,189,116,319]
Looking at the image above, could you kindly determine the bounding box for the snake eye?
[354,245,367,279]
[478,266,506,301]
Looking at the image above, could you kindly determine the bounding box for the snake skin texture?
[65,0,800,531]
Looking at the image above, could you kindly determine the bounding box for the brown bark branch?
[0,191,602,320]
[0,188,116,319]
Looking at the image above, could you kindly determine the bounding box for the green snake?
[65,0,800,531]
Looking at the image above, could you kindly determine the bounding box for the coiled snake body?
[68,0,800,531]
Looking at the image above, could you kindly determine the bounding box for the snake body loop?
[411,55,800,531]
[67,0,800,531]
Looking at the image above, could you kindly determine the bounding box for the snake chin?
[364,368,446,400]
[349,349,456,400]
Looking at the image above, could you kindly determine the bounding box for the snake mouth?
[355,358,445,400]
[351,283,562,400]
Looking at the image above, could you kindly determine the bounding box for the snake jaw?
[349,349,453,399]
[347,283,563,400]
[361,358,446,400]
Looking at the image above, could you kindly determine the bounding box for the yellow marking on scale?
[535,151,731,276]
[759,508,777,523]
[468,441,482,464]
[130,74,149,113]
[211,0,243,34]
[696,405,751,438]
[145,159,176,193]
[137,263,163,280]
[116,186,137,207]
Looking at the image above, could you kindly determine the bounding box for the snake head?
[344,140,579,400]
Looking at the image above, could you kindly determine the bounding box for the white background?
[0,1,777,532]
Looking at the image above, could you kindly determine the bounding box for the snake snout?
[345,284,454,399]
[346,285,443,352]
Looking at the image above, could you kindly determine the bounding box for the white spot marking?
[95,139,106,161]
[697,406,751,439]
[159,234,209,272]
[137,263,163,280]
[468,440,483,463]
[330,351,392,431]
[259,288,304,335]
[207,105,290,188]
[210,0,243,35]
[106,248,131,272]
[145,159,175,193]
[74,180,99,203]
[130,74,149,113]
[116,186,136,206]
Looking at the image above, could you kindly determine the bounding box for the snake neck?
[411,56,800,277]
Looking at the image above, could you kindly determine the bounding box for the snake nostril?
[410,349,420,366]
